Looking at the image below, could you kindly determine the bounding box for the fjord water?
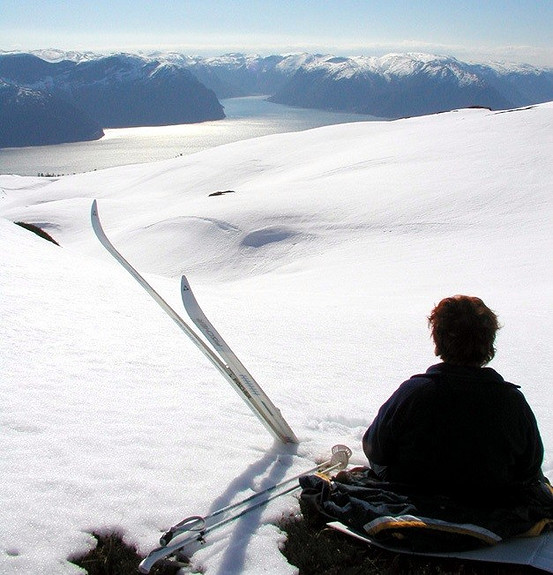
[0,96,378,176]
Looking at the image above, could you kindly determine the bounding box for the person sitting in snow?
[300,295,552,548]
[363,295,547,505]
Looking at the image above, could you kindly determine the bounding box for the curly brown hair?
[428,295,501,366]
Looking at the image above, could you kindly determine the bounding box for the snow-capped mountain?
[0,53,224,147]
[266,53,553,117]
[152,51,553,116]
[149,52,305,98]
[2,50,553,148]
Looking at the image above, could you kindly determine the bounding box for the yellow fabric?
[364,515,502,546]
[517,518,553,538]
[313,471,333,482]
[516,483,553,537]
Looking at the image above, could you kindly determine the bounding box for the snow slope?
[1,102,552,574]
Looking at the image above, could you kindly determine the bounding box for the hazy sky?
[2,0,552,65]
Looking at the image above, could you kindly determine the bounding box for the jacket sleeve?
[362,377,430,476]
[363,397,396,467]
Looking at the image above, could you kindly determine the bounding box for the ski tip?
[181,275,191,293]
[90,200,102,234]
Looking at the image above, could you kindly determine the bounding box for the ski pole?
[194,445,352,537]
[139,445,352,574]
[159,444,352,546]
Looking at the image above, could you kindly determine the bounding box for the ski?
[181,275,298,444]
[90,200,297,444]
[138,445,352,574]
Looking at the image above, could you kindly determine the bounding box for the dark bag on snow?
[299,467,553,553]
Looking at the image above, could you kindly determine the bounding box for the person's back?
[300,295,552,549]
[363,295,545,505]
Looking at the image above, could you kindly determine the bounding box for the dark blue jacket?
[363,363,544,503]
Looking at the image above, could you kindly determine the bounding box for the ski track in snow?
[0,102,552,574]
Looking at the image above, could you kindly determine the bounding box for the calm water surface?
[0,97,378,176]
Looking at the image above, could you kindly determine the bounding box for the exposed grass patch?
[278,499,538,575]
[69,532,189,575]
[70,506,539,574]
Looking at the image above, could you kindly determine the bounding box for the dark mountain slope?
[0,53,224,147]
[0,81,103,148]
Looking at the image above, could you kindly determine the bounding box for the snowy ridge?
[3,49,551,99]
[294,52,476,79]
[173,51,553,116]
[12,48,552,74]
[2,50,553,147]
[1,103,552,574]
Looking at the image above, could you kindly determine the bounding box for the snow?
[14,49,552,74]
[284,52,495,84]
[1,102,552,574]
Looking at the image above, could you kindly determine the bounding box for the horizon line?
[2,45,553,68]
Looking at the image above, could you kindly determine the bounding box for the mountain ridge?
[1,50,552,148]
[0,78,104,148]
[0,53,225,147]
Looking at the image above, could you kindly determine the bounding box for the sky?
[1,0,552,66]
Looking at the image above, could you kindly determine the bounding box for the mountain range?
[179,52,553,117]
[1,50,552,147]
[0,53,224,147]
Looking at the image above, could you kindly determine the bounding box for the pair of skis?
[90,202,351,572]
[90,200,298,444]
[137,445,352,573]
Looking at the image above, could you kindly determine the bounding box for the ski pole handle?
[329,444,353,471]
